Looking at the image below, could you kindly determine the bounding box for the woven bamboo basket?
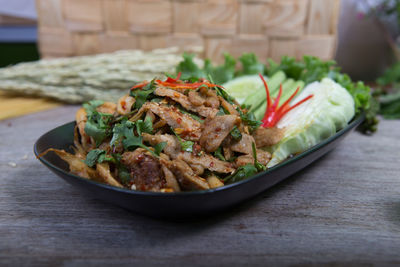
[36,0,341,63]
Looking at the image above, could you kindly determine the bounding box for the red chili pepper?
[130,72,222,91]
[130,81,149,90]
[259,74,313,128]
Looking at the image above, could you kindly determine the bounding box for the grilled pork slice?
[200,115,240,152]
[154,87,218,118]
[230,133,256,155]
[142,133,181,159]
[161,164,181,192]
[162,158,210,190]
[178,152,234,173]
[235,149,271,167]
[121,149,167,192]
[253,127,284,148]
[143,102,202,141]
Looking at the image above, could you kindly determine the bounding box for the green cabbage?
[266,78,355,167]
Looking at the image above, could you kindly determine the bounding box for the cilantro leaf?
[136,116,153,135]
[230,125,242,141]
[118,166,131,184]
[130,79,156,109]
[176,52,205,80]
[83,100,104,116]
[213,147,225,161]
[84,149,105,168]
[171,127,194,152]
[84,112,113,147]
[154,142,167,156]
[223,164,258,184]
[238,53,265,75]
[204,53,236,84]
[252,142,266,172]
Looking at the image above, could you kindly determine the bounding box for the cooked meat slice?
[218,96,239,115]
[200,115,240,152]
[200,87,220,109]
[154,87,217,118]
[223,146,233,161]
[235,149,271,167]
[178,152,234,173]
[189,164,205,176]
[256,149,271,165]
[46,149,97,179]
[188,91,205,106]
[253,127,285,147]
[230,133,256,155]
[207,175,224,189]
[117,95,136,115]
[96,163,124,188]
[97,102,117,114]
[162,158,210,190]
[75,107,95,151]
[143,102,202,141]
[161,165,181,192]
[121,149,166,192]
[235,155,254,167]
[142,133,181,159]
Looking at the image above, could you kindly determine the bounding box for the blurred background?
[1,0,400,124]
[1,0,397,81]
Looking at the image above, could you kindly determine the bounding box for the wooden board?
[0,92,61,121]
[0,106,399,265]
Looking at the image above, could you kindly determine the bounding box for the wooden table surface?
[1,105,400,266]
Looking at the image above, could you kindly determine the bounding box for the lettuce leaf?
[266,78,355,167]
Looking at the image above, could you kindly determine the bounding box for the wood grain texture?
[0,92,61,121]
[1,106,400,266]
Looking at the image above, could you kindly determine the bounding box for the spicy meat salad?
[42,74,297,192]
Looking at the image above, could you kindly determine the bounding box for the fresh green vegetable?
[238,53,265,75]
[130,79,156,109]
[222,75,267,104]
[223,164,258,184]
[84,149,116,168]
[203,53,236,84]
[171,128,194,152]
[374,61,400,119]
[266,78,355,167]
[267,56,377,133]
[83,100,113,146]
[230,125,242,141]
[242,71,286,112]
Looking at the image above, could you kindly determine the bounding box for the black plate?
[34,114,364,218]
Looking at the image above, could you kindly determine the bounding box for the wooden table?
[1,105,400,266]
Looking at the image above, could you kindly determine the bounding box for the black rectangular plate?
[34,114,364,218]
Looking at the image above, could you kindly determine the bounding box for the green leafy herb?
[213,147,225,161]
[154,142,168,155]
[252,142,266,172]
[130,79,156,109]
[230,125,242,141]
[136,116,153,135]
[171,127,194,152]
[84,149,105,168]
[84,108,113,147]
[110,118,135,147]
[223,164,258,184]
[238,53,265,75]
[84,149,116,168]
[176,53,205,80]
[236,107,261,132]
[118,165,131,184]
[83,100,104,116]
[203,53,236,84]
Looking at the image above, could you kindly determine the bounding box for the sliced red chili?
[259,74,313,128]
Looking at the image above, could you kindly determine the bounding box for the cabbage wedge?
[266,78,355,167]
